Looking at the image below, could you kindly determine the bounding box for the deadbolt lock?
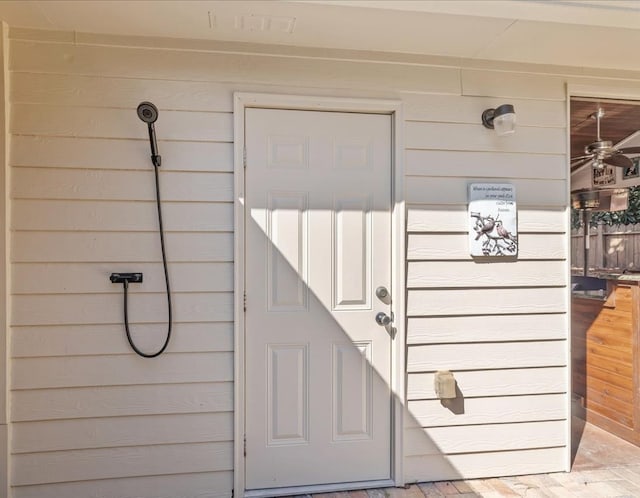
[375,286,389,299]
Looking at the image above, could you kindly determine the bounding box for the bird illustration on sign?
[470,212,518,256]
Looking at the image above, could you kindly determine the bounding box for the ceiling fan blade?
[571,157,593,172]
[571,154,593,163]
[617,146,640,154]
[604,154,633,168]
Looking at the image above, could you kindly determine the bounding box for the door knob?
[375,312,392,326]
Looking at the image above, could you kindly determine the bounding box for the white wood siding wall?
[4,27,578,496]
[8,31,237,498]
[403,81,569,480]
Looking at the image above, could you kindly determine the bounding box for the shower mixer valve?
[110,272,143,284]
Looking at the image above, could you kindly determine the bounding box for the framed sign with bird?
[468,184,518,257]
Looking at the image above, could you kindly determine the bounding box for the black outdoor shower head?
[137,101,158,124]
[137,101,161,167]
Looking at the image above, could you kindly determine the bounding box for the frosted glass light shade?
[481,104,516,136]
[493,105,516,136]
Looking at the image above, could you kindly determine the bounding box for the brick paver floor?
[300,418,640,497]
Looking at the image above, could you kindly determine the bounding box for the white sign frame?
[468,183,518,257]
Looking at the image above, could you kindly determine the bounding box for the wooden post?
[597,223,604,269]
[583,211,591,276]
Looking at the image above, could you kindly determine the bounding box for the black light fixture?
[482,104,516,136]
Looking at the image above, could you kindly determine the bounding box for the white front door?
[244,108,392,491]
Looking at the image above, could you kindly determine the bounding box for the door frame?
[233,93,405,496]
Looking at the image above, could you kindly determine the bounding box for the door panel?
[266,192,308,311]
[332,341,373,441]
[267,344,309,445]
[333,195,371,309]
[245,108,392,490]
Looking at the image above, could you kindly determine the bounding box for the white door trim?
[233,93,405,497]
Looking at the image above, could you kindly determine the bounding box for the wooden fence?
[571,224,640,271]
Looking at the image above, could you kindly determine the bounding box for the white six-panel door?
[244,108,392,491]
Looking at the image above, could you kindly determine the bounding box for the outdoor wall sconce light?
[481,104,516,136]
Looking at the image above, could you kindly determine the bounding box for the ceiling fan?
[571,107,640,172]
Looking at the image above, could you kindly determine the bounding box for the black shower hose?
[122,162,172,358]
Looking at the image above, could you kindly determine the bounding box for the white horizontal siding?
[12,353,233,389]
[408,394,567,428]
[406,177,566,205]
[408,287,567,316]
[408,233,566,260]
[13,472,233,498]
[404,447,566,483]
[12,383,233,422]
[408,205,567,232]
[9,66,405,113]
[12,441,233,486]
[7,27,574,494]
[11,104,233,142]
[12,199,234,232]
[10,39,462,93]
[461,69,566,100]
[405,122,565,154]
[404,420,566,456]
[12,262,233,294]
[12,168,233,202]
[401,51,569,483]
[407,367,567,400]
[406,149,566,179]
[407,341,566,372]
[10,66,568,123]
[407,260,567,288]
[11,323,233,357]
[12,232,234,262]
[11,72,236,112]
[12,472,233,498]
[12,293,233,326]
[408,313,567,344]
[402,94,566,127]
[11,321,232,361]
[11,135,233,172]
[12,412,233,453]
[8,31,244,497]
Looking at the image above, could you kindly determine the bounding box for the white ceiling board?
[476,20,640,71]
[11,1,514,58]
[251,4,512,57]
[2,1,640,72]
[298,1,640,30]
[0,1,53,29]
[35,1,218,39]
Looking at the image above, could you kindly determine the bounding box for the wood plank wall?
[572,284,639,443]
[5,27,574,496]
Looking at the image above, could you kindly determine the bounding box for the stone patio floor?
[303,418,640,497]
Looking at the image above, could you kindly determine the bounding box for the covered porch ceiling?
[571,98,640,162]
[2,1,640,72]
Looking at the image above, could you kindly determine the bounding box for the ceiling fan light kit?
[482,104,516,136]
